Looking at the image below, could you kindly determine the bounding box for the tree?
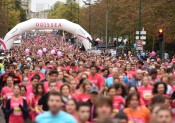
[48,0,80,23]
[0,0,27,37]
[48,0,175,54]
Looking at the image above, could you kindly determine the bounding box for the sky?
[30,0,94,12]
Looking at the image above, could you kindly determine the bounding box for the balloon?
[151,51,156,57]
[68,45,73,49]
[142,52,146,57]
[25,49,29,54]
[133,43,136,48]
[57,51,62,57]
[51,50,56,55]
[37,50,43,56]
[43,48,47,53]
[157,58,161,61]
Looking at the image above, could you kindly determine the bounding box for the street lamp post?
[105,0,109,49]
[138,0,142,40]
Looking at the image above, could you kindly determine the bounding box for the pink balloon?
[51,50,56,55]
[68,45,73,49]
[25,49,29,54]
[43,48,47,53]
[157,58,161,61]
[37,50,43,56]
[151,51,156,57]
[57,51,62,57]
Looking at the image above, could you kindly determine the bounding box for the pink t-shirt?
[126,71,135,79]
[138,86,153,105]
[33,96,41,115]
[157,74,161,80]
[76,93,90,102]
[113,96,125,114]
[1,86,14,99]
[1,86,14,107]
[43,82,49,93]
[66,66,79,73]
[9,97,24,123]
[171,99,175,120]
[88,73,104,90]
[26,85,34,104]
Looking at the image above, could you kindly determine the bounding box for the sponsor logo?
[11,28,18,35]
[36,22,62,28]
[78,29,86,36]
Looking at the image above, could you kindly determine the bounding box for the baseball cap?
[90,86,99,94]
[47,65,54,69]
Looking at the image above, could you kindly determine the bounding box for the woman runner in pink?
[6,85,28,123]
[1,76,14,123]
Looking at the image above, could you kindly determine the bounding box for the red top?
[76,93,90,102]
[88,73,104,90]
[138,86,153,105]
[113,96,125,113]
[1,86,14,107]
[9,96,24,123]
[1,86,14,99]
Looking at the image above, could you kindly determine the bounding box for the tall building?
[20,0,48,19]
[20,0,30,19]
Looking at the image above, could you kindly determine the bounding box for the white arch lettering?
[3,19,92,50]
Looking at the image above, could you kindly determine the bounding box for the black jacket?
[5,98,28,120]
[38,92,50,111]
[86,99,97,122]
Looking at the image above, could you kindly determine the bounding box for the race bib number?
[13,107,22,115]
[143,93,151,99]
[129,118,145,123]
[113,109,119,115]
[35,106,40,114]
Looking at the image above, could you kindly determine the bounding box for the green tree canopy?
[0,0,27,37]
[48,0,175,54]
[48,0,80,23]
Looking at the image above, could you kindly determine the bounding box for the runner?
[35,91,76,123]
[6,85,28,123]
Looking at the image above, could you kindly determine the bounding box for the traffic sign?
[136,31,146,35]
[142,41,146,45]
[135,36,146,40]
[135,27,146,46]
[140,36,146,40]
[135,36,139,40]
[136,40,143,47]
[136,40,143,51]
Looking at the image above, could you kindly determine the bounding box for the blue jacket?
[127,78,141,88]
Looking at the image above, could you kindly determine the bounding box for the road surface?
[0,110,5,123]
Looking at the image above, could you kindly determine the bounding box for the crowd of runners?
[0,32,175,123]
